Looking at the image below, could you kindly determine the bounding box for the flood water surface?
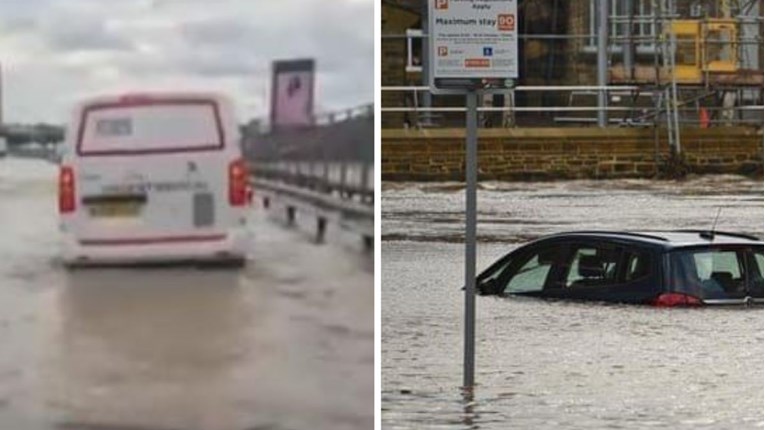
[382,177,763,430]
[0,158,373,430]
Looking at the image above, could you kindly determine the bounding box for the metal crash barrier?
[243,104,374,250]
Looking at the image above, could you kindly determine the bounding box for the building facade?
[382,0,763,129]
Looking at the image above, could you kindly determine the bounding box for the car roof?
[77,91,231,110]
[537,230,763,250]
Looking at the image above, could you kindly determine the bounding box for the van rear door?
[70,98,238,243]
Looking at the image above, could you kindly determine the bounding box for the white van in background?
[59,92,250,266]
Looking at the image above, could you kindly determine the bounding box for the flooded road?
[0,158,373,430]
[382,177,763,429]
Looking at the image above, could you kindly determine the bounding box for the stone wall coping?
[382,127,761,140]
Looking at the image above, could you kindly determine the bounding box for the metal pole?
[0,62,4,126]
[623,0,634,80]
[670,32,681,153]
[597,0,609,127]
[421,2,434,127]
[463,90,478,391]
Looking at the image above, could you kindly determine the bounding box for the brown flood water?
[383,176,763,430]
[0,158,373,430]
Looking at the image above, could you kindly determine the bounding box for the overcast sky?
[0,0,373,124]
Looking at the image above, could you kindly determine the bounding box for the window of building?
[405,28,423,73]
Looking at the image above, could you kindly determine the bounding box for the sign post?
[463,89,478,391]
[428,0,518,392]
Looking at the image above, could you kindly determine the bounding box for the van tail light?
[229,158,248,206]
[651,293,702,308]
[58,166,76,213]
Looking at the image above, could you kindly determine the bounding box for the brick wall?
[382,127,763,181]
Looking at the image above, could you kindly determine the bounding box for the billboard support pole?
[463,89,478,393]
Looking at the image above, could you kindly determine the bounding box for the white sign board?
[429,0,518,92]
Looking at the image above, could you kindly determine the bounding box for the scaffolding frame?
[381,0,764,140]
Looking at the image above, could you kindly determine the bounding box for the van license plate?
[88,202,141,218]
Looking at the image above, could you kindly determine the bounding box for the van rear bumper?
[61,228,249,266]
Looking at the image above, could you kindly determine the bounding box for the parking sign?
[429,0,518,92]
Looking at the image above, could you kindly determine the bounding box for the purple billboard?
[270,59,315,130]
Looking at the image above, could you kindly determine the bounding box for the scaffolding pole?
[597,0,609,127]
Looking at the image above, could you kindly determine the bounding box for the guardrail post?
[286,206,296,225]
[340,161,349,199]
[363,235,373,251]
[323,155,330,193]
[316,216,327,243]
[361,162,371,199]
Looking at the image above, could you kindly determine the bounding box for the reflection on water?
[382,176,764,430]
[59,270,244,359]
[49,270,249,429]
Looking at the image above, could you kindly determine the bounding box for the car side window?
[502,248,556,293]
[692,250,744,294]
[477,254,513,294]
[563,244,621,288]
[624,250,652,282]
[478,255,512,284]
[693,251,741,278]
[754,251,763,279]
[747,249,763,295]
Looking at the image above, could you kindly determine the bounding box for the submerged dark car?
[477,231,763,307]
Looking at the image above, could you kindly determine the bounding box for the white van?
[59,92,250,266]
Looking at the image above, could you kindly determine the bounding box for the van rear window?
[77,100,224,155]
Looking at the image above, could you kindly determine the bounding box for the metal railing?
[253,161,373,204]
[249,163,373,249]
[243,104,374,248]
[312,104,373,126]
[381,86,764,128]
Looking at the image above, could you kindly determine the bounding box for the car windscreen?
[77,100,224,156]
[669,247,756,300]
